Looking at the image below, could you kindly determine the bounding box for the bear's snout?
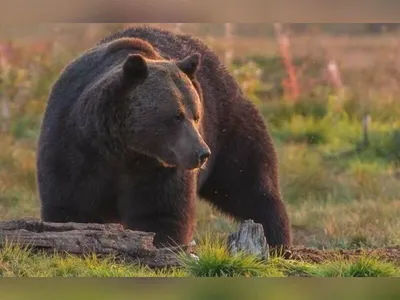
[196,147,211,167]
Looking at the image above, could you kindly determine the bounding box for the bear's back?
[98,25,216,63]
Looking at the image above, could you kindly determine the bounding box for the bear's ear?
[122,54,148,83]
[176,53,201,78]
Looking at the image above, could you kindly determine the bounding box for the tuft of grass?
[0,244,186,277]
[266,256,315,277]
[310,255,400,277]
[179,234,282,277]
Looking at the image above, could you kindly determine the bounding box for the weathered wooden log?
[0,218,190,268]
[2,218,399,269]
[227,219,269,260]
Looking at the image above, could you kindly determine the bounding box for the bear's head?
[120,52,211,170]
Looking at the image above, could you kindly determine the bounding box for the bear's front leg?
[116,169,196,248]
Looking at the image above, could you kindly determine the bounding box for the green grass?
[179,234,283,277]
[2,240,398,278]
[310,255,400,277]
[0,244,186,277]
[267,257,315,277]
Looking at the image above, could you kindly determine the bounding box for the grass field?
[0,24,400,277]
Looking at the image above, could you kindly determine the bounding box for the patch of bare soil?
[286,246,400,265]
[288,225,400,265]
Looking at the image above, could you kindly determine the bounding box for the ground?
[288,245,400,266]
[1,24,400,277]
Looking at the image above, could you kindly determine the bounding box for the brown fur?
[106,37,161,60]
[37,25,292,249]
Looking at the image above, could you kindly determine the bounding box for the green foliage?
[179,235,281,277]
[232,54,327,101]
[0,244,186,277]
[10,115,41,139]
[272,115,329,145]
[230,60,264,104]
[310,255,400,277]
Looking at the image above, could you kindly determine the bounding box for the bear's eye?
[173,113,185,124]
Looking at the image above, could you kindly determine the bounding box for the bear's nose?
[197,149,211,166]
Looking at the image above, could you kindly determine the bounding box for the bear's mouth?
[157,158,177,168]
[127,146,205,170]
[156,155,203,171]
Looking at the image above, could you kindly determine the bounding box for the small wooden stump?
[227,220,269,260]
[0,218,192,268]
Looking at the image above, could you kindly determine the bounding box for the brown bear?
[36,25,292,249]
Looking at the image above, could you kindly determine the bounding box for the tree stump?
[227,219,269,260]
[0,218,192,268]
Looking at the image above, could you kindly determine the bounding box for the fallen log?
[0,218,191,268]
[4,219,397,270]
